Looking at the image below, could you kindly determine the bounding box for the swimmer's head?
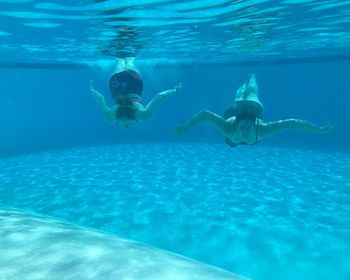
[237,119,255,139]
[236,114,256,139]
[118,118,134,128]
[116,106,137,128]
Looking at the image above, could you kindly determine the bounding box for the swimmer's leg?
[244,74,259,99]
[125,57,140,74]
[235,83,247,100]
[112,58,126,75]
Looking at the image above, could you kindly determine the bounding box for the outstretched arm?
[90,80,116,123]
[174,110,231,135]
[139,83,181,120]
[259,119,333,140]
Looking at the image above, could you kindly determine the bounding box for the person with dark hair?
[174,74,332,146]
[90,57,181,128]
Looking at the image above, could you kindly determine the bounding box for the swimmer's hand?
[174,82,182,93]
[159,82,182,98]
[90,80,98,95]
[173,124,188,135]
[90,80,104,100]
[320,121,334,133]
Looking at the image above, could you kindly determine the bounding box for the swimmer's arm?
[139,83,182,120]
[174,110,232,135]
[90,81,116,123]
[258,119,333,139]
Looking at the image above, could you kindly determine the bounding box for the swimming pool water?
[0,143,349,280]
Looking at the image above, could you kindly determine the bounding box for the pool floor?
[0,144,349,280]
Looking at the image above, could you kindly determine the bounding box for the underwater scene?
[0,1,349,280]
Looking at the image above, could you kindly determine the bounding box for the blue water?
[1,0,350,65]
[0,144,349,279]
[1,61,349,156]
[1,1,350,280]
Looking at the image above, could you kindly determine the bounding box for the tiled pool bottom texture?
[0,144,349,280]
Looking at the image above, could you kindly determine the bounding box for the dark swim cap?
[115,105,137,121]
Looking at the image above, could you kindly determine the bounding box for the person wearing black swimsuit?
[174,74,332,145]
[91,57,181,128]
